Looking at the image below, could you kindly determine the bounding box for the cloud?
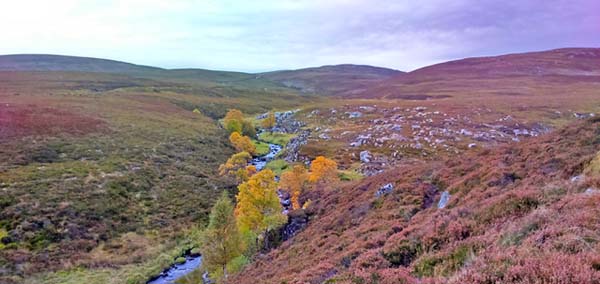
[0,0,598,72]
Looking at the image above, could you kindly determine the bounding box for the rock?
[584,188,599,195]
[318,133,331,140]
[360,151,372,163]
[468,143,477,148]
[375,183,394,197]
[437,191,451,209]
[346,111,363,118]
[570,175,584,183]
[359,106,376,112]
[281,209,308,241]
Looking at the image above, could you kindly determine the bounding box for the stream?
[147,142,283,284]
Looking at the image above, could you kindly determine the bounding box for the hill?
[261,64,403,96]
[233,117,600,283]
[0,54,163,74]
[356,48,600,99]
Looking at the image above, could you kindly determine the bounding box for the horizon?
[1,0,599,73]
[2,46,598,74]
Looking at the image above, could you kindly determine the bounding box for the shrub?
[382,238,422,267]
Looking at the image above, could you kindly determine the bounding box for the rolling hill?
[356,48,600,100]
[260,64,404,96]
[0,54,162,74]
[0,49,599,284]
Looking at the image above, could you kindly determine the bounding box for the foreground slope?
[261,64,403,96]
[358,48,600,99]
[234,118,600,283]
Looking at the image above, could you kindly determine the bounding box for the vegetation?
[308,156,339,184]
[229,132,256,155]
[201,192,244,283]
[258,132,295,146]
[235,170,287,250]
[261,111,276,131]
[279,165,308,210]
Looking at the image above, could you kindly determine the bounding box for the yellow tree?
[261,111,276,131]
[279,165,308,210]
[229,132,256,155]
[219,152,252,182]
[223,109,244,133]
[235,169,287,249]
[308,156,338,184]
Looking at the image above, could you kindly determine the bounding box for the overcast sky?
[1,0,599,72]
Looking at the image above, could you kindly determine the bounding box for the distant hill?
[355,48,600,99]
[260,64,404,96]
[0,55,403,96]
[0,54,163,74]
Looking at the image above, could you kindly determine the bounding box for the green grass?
[265,159,289,176]
[252,140,271,156]
[258,132,296,146]
[338,169,363,181]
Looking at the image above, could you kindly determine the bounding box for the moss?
[413,245,472,277]
[265,159,289,176]
[0,229,7,250]
[259,132,296,146]
[253,140,271,156]
[339,170,363,181]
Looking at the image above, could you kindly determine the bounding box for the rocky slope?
[233,117,600,283]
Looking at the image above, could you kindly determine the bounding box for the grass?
[258,132,296,146]
[252,140,271,156]
[338,169,363,181]
[265,159,289,176]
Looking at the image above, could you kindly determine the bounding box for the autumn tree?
[308,156,338,184]
[202,191,244,283]
[261,111,276,131]
[235,169,287,249]
[223,109,256,137]
[219,152,254,182]
[279,165,308,210]
[223,109,244,134]
[242,120,257,138]
[229,132,256,155]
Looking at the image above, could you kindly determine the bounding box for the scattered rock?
[360,151,372,163]
[438,191,451,209]
[375,183,394,197]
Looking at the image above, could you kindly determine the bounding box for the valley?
[0,48,599,284]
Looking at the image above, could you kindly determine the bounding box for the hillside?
[233,117,600,283]
[0,67,316,283]
[357,48,600,99]
[0,54,163,74]
[261,64,403,96]
[0,50,599,284]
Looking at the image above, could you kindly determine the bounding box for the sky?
[1,0,599,72]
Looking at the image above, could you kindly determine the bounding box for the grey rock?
[437,191,451,209]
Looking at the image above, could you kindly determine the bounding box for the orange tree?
[279,165,308,210]
[308,156,338,184]
[229,132,256,155]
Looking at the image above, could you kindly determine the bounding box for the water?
[249,143,282,171]
[147,255,203,284]
[147,143,282,284]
